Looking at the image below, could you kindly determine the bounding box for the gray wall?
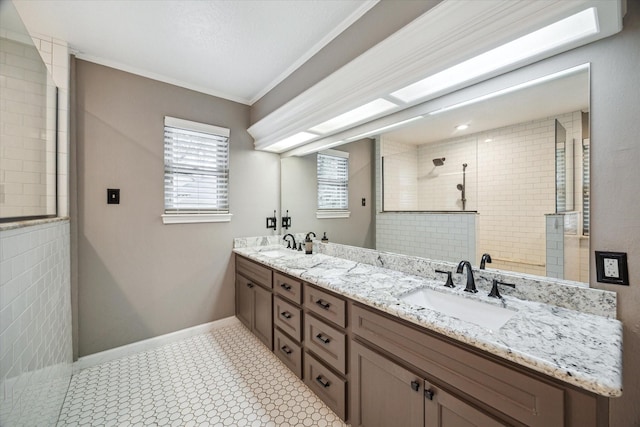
[587,3,640,425]
[280,138,374,249]
[74,59,279,356]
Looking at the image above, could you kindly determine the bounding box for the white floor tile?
[57,322,346,426]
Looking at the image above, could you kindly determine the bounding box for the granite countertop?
[234,245,623,398]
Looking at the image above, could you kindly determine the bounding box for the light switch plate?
[107,188,120,204]
[595,251,629,285]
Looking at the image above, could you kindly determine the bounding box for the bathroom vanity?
[233,241,621,427]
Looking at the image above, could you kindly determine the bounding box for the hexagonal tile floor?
[57,322,346,426]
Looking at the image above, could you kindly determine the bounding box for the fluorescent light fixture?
[456,124,469,131]
[346,116,424,142]
[390,8,598,104]
[289,140,347,157]
[310,98,398,134]
[263,131,318,152]
[428,63,590,116]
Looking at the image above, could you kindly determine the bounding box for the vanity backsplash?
[233,235,616,318]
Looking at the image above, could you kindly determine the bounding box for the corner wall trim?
[73,316,240,372]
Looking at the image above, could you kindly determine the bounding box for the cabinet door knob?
[425,389,435,400]
[280,311,292,319]
[280,283,292,291]
[316,333,331,344]
[280,345,292,355]
[315,299,331,310]
[316,375,330,388]
[410,381,420,392]
[246,283,254,288]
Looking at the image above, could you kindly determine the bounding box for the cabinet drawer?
[274,329,303,379]
[274,296,303,342]
[274,272,302,305]
[236,255,272,288]
[304,285,346,328]
[305,314,347,375]
[351,304,564,427]
[304,352,346,421]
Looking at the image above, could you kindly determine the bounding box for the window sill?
[316,210,350,219]
[162,213,233,224]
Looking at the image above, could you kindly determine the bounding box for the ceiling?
[381,68,589,145]
[12,0,377,105]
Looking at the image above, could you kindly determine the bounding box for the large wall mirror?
[0,0,58,221]
[280,63,590,285]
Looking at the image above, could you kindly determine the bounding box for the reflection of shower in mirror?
[432,157,446,166]
[457,163,468,211]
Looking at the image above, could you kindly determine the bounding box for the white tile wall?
[0,220,72,426]
[31,33,70,218]
[381,140,418,210]
[0,37,55,218]
[376,211,477,262]
[417,137,478,211]
[546,214,564,278]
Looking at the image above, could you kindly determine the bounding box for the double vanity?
[233,238,622,427]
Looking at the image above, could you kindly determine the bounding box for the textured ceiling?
[13,0,376,104]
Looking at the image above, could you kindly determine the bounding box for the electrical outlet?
[603,258,620,278]
[595,251,629,285]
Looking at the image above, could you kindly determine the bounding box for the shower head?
[432,157,446,166]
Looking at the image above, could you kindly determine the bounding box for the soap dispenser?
[305,232,316,254]
[321,232,328,243]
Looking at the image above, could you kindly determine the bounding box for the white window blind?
[317,150,349,211]
[582,140,590,235]
[164,117,230,215]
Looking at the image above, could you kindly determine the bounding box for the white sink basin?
[259,249,296,258]
[400,288,516,331]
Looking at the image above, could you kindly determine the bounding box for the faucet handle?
[488,279,515,298]
[434,270,455,288]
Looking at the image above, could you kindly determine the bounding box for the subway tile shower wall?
[0,220,73,426]
[377,111,584,275]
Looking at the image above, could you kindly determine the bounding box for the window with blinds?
[317,150,349,211]
[163,117,230,222]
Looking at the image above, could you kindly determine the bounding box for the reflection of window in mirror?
[317,150,349,218]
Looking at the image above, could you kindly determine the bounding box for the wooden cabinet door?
[351,341,423,427]
[253,283,273,350]
[424,382,507,427]
[236,275,253,329]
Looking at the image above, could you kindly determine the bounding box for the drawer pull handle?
[281,345,293,355]
[280,283,292,291]
[315,299,331,310]
[315,375,330,388]
[281,311,292,319]
[246,283,254,288]
[425,389,435,401]
[410,381,420,392]
[316,333,331,344]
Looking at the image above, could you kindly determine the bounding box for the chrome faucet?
[283,234,296,249]
[456,260,477,293]
[480,253,492,269]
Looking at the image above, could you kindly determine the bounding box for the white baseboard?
[74,316,240,372]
